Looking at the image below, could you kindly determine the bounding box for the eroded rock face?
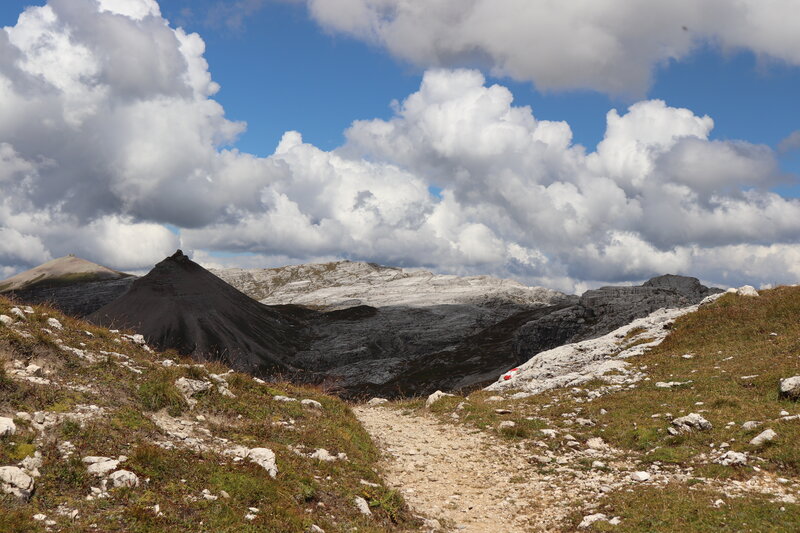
[513,275,722,361]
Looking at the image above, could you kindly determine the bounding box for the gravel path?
[354,405,564,532]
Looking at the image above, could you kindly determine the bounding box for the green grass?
[570,484,800,532]
[400,286,800,531]
[0,296,418,532]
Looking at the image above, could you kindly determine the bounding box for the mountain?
[211,260,564,310]
[0,295,415,531]
[87,250,312,376]
[0,255,135,317]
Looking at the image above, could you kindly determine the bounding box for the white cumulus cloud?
[302,0,800,95]
[0,1,798,293]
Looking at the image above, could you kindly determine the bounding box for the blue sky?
[3,0,796,172]
[1,0,799,290]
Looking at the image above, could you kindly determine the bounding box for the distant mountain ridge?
[211,260,566,310]
[0,255,130,292]
[0,256,136,317]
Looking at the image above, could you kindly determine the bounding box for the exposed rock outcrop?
[513,274,722,361]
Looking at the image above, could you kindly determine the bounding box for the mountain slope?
[0,256,130,293]
[88,251,313,376]
[212,260,566,310]
[0,296,417,532]
[0,256,135,317]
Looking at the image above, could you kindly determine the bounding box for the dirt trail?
[354,405,566,532]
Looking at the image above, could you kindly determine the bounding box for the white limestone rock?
[83,457,120,476]
[672,413,712,433]
[750,429,777,447]
[273,395,297,402]
[367,398,389,406]
[108,470,139,488]
[0,466,34,500]
[175,377,213,407]
[735,285,759,297]
[630,471,651,482]
[0,315,13,326]
[716,451,748,466]
[247,448,278,478]
[780,376,800,401]
[0,417,16,438]
[487,298,722,395]
[354,496,372,516]
[301,399,323,409]
[425,390,454,408]
[46,318,63,330]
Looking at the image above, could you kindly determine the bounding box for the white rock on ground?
[0,417,16,438]
[735,285,760,297]
[425,390,454,407]
[310,449,346,462]
[750,429,777,447]
[367,398,389,406]
[779,376,800,401]
[273,395,297,402]
[10,308,26,320]
[742,421,762,431]
[579,513,612,529]
[46,318,63,330]
[301,399,323,409]
[108,470,139,488]
[716,451,748,466]
[83,457,120,476]
[0,466,34,500]
[247,448,278,478]
[0,315,13,326]
[630,471,651,482]
[671,413,712,433]
[354,496,372,516]
[174,378,213,407]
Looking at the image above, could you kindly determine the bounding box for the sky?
[0,0,799,293]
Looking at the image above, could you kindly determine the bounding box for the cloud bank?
[0,0,799,292]
[302,0,800,95]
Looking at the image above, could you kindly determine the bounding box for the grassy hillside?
[398,286,800,531]
[0,296,417,532]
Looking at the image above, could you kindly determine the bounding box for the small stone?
[86,459,120,476]
[742,421,762,431]
[586,437,606,450]
[273,395,297,402]
[672,413,712,433]
[33,514,47,521]
[425,390,454,407]
[0,417,17,438]
[219,490,230,499]
[247,448,278,478]
[579,513,609,528]
[367,398,389,406]
[46,318,63,330]
[0,466,34,500]
[715,451,747,466]
[498,421,516,429]
[0,315,13,326]
[592,461,606,469]
[354,496,372,516]
[750,429,777,447]
[630,471,651,482]
[309,526,325,533]
[108,470,139,488]
[301,399,323,410]
[736,285,759,297]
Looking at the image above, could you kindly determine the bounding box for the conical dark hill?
[88,250,314,375]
